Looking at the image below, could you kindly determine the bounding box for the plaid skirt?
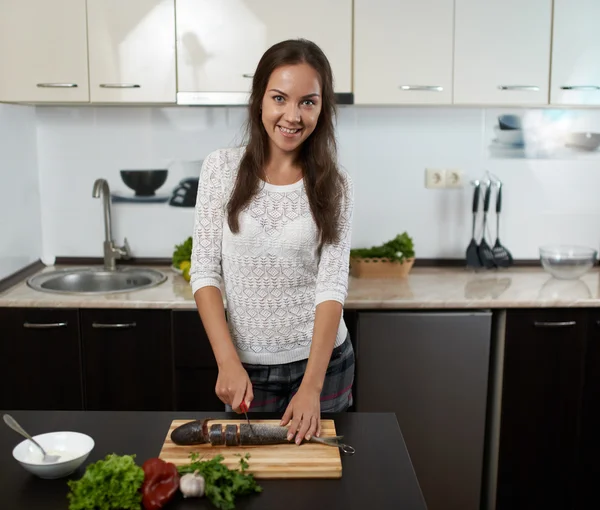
[226,334,355,413]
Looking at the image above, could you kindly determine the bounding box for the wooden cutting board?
[158,419,342,479]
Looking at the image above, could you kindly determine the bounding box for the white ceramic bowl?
[539,245,597,280]
[12,431,94,479]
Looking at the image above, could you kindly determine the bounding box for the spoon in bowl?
[3,414,60,463]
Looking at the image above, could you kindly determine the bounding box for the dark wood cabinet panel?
[497,308,587,510]
[576,311,600,509]
[80,309,173,411]
[0,308,83,410]
[356,311,491,510]
[172,310,221,411]
[172,310,216,369]
[175,368,223,412]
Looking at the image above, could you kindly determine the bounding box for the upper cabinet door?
[551,0,600,106]
[87,0,176,103]
[176,0,352,97]
[453,0,552,105]
[0,0,89,103]
[354,0,454,105]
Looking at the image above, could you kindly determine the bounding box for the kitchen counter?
[1,263,600,309]
[0,410,426,510]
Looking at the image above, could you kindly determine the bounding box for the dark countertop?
[0,411,427,510]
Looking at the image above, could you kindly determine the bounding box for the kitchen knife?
[239,400,250,424]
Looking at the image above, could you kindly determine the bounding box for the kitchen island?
[0,410,427,510]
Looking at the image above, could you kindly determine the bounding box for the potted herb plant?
[349,232,415,278]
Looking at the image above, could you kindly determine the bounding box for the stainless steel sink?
[27,267,167,295]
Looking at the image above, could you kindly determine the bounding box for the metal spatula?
[477,182,496,268]
[466,181,482,268]
[492,181,513,267]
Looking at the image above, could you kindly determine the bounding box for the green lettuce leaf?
[67,453,144,510]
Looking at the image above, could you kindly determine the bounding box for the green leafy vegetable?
[172,236,193,268]
[350,232,415,262]
[67,453,144,510]
[177,453,262,510]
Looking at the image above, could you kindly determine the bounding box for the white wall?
[35,105,600,261]
[0,104,41,280]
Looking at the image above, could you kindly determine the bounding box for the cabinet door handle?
[36,83,78,88]
[242,74,254,78]
[23,322,68,329]
[534,321,576,328]
[99,83,141,88]
[399,85,443,92]
[560,85,600,91]
[498,85,540,91]
[92,322,137,329]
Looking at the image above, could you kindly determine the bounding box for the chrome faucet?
[92,178,131,271]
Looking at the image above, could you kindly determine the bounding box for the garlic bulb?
[179,470,205,498]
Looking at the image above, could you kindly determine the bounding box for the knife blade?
[239,400,250,424]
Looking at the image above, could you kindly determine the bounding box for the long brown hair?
[227,39,345,246]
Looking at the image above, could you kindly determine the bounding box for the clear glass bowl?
[539,245,597,279]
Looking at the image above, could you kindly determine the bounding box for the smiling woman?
[228,39,342,245]
[189,39,355,448]
[260,63,322,164]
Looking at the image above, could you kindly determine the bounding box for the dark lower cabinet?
[355,310,492,510]
[0,308,83,410]
[175,368,223,411]
[172,310,217,369]
[497,309,588,510]
[80,309,173,411]
[576,311,600,510]
[172,310,222,411]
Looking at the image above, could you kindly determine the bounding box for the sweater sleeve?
[189,150,226,295]
[314,170,354,306]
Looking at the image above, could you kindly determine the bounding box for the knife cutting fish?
[239,400,250,425]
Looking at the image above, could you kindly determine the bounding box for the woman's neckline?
[261,177,305,192]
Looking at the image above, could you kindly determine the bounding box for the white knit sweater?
[189,146,354,365]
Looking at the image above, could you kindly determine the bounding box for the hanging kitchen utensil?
[492,181,513,267]
[477,181,496,268]
[466,180,482,268]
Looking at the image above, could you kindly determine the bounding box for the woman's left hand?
[280,385,321,444]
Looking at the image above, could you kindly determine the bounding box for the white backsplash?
[0,104,41,280]
[26,104,600,262]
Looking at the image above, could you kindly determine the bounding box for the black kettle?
[169,177,199,207]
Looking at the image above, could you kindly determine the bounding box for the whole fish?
[170,419,355,455]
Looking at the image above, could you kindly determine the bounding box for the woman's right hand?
[215,359,254,412]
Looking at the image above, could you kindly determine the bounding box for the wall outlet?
[425,168,446,188]
[446,169,464,188]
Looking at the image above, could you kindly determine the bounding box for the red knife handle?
[239,400,248,413]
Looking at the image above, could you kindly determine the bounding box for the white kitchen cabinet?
[551,0,600,106]
[87,0,176,103]
[176,0,352,103]
[0,0,89,103]
[453,0,552,105]
[354,0,454,105]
